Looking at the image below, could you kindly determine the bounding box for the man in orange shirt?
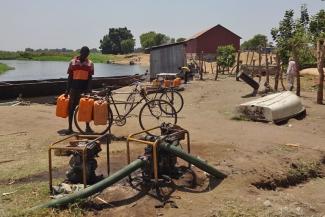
[64,46,94,134]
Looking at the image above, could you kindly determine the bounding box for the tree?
[99,27,135,54]
[176,37,186,43]
[121,39,135,54]
[309,10,325,104]
[309,9,325,41]
[140,31,156,49]
[140,31,171,49]
[316,39,325,104]
[241,34,268,50]
[216,45,236,73]
[300,4,310,28]
[25,48,34,52]
[271,8,313,96]
[153,33,170,46]
[271,10,295,64]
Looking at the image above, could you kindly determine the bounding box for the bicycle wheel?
[124,93,136,114]
[74,105,113,135]
[139,99,177,135]
[159,90,184,113]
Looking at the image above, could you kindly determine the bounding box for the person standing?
[287,57,297,91]
[178,66,190,84]
[64,46,94,134]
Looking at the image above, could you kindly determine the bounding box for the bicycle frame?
[105,86,151,123]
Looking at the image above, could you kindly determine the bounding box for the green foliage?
[241,34,268,50]
[139,31,171,49]
[99,27,135,54]
[300,4,310,28]
[216,45,236,68]
[309,9,325,41]
[0,62,14,74]
[120,39,135,54]
[176,37,186,43]
[19,52,33,59]
[271,8,313,65]
[0,51,123,63]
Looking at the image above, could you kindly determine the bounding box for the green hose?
[160,141,227,179]
[30,139,225,211]
[30,159,145,210]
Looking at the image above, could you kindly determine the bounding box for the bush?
[216,45,236,69]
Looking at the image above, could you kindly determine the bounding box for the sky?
[0,0,324,51]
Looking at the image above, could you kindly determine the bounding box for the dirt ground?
[0,74,325,217]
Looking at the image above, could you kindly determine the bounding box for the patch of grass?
[0,63,14,74]
[215,200,268,217]
[0,51,124,63]
[231,115,251,121]
[0,180,87,217]
[252,159,324,191]
[287,160,323,180]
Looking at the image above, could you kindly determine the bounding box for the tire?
[124,93,136,113]
[159,90,184,113]
[74,105,113,135]
[139,99,177,135]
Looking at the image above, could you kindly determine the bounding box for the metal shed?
[148,42,186,79]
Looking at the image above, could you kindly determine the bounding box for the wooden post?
[250,51,255,65]
[246,50,250,65]
[236,50,241,81]
[200,51,203,80]
[293,51,301,96]
[258,48,262,82]
[215,63,219,80]
[265,50,270,85]
[280,64,286,91]
[252,59,256,77]
[317,39,325,104]
[274,53,280,91]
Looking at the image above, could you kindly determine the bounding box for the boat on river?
[0,75,142,100]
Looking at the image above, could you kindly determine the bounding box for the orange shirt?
[67,56,94,90]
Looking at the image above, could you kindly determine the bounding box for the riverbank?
[0,51,150,66]
[0,62,14,74]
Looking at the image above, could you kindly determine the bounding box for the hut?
[148,42,186,79]
[185,24,241,60]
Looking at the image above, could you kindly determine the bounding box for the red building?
[185,25,241,56]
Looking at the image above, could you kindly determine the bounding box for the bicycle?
[73,85,177,135]
[126,81,184,114]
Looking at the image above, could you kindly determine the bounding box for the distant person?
[286,57,297,91]
[144,69,150,82]
[64,46,94,134]
[178,66,190,84]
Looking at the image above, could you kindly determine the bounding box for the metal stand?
[125,125,190,183]
[48,133,111,193]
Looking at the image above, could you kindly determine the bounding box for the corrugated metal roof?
[186,24,241,41]
[146,41,185,51]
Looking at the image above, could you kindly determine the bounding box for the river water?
[0,60,148,81]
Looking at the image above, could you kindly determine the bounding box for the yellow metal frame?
[48,133,111,192]
[126,125,190,183]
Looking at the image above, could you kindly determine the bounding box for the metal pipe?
[159,142,227,179]
[31,159,145,210]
